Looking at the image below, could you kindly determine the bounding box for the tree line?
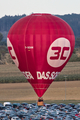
[0,13,80,50]
[0,14,26,31]
[0,13,80,37]
[57,13,80,38]
[0,13,80,47]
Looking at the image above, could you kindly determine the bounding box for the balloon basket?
[37,97,44,106]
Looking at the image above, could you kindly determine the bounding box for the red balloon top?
[7,13,75,97]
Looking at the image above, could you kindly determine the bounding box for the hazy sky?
[0,0,80,18]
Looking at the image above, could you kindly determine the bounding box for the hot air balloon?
[7,13,75,101]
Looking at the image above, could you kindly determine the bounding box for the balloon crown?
[31,13,51,16]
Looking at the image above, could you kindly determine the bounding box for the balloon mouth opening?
[31,13,51,16]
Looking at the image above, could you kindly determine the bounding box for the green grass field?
[61,62,80,75]
[0,62,80,82]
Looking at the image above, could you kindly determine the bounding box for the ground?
[0,81,80,102]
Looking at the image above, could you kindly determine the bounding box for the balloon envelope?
[7,13,75,97]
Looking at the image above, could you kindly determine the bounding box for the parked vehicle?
[3,102,12,107]
[11,116,21,120]
[1,101,80,119]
